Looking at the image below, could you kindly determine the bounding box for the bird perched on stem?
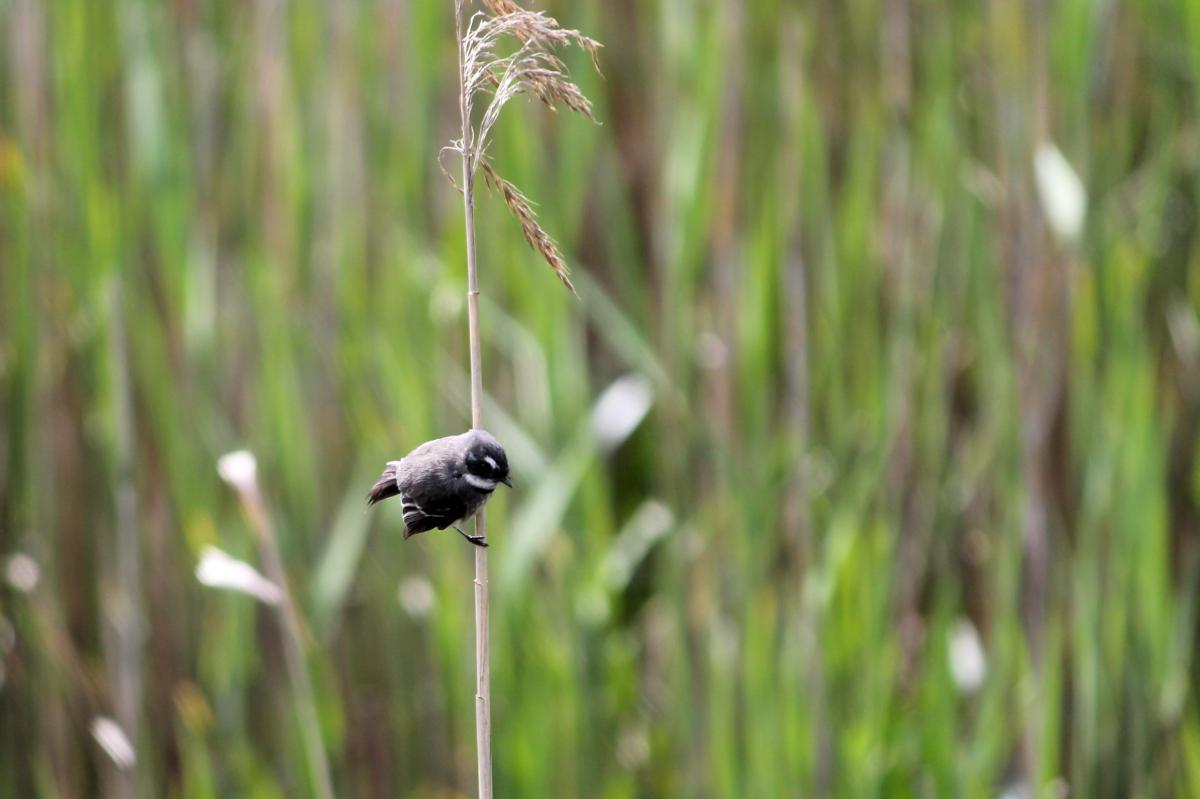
[367,429,511,547]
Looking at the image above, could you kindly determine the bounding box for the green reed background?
[3,0,1200,796]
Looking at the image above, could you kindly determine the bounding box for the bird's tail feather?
[367,462,401,506]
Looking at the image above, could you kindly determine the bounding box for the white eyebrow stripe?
[484,456,498,470]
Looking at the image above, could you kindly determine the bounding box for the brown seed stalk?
[480,158,575,293]
[453,1,600,294]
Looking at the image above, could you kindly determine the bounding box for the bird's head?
[464,429,512,489]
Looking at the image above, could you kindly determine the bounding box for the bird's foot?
[453,526,488,547]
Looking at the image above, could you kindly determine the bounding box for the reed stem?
[243,494,334,799]
[454,1,493,796]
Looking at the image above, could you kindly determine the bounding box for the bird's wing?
[396,447,472,536]
[393,433,496,537]
[399,494,471,536]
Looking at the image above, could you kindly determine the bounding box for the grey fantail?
[367,429,511,547]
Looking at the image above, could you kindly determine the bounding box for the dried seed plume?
[481,158,574,293]
[450,0,601,292]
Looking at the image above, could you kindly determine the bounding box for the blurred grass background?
[3,0,1200,796]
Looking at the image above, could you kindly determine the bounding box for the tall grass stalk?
[103,280,142,799]
[249,506,334,799]
[453,1,493,794]
[451,2,600,794]
[218,453,334,799]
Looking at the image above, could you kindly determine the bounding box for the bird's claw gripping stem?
[454,526,488,547]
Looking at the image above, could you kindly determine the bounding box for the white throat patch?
[464,473,498,491]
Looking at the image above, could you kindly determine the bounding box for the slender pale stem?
[244,495,334,799]
[455,2,493,797]
[106,278,141,799]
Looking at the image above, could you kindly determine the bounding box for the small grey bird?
[367,429,511,547]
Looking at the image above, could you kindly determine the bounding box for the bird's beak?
[501,475,513,488]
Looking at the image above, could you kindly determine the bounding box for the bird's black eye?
[467,441,510,480]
